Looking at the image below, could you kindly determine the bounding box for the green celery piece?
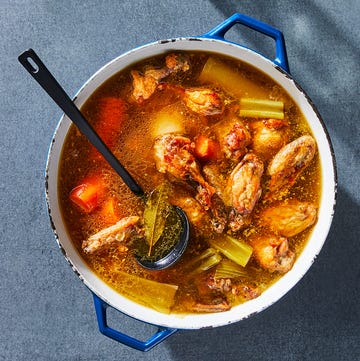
[116,271,178,314]
[209,235,252,267]
[239,98,284,119]
[214,259,248,280]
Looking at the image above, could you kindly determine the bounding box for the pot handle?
[92,293,178,352]
[202,13,290,73]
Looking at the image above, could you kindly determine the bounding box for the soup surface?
[59,51,321,314]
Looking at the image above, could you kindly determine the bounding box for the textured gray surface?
[1,0,359,360]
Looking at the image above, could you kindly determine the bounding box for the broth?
[59,51,321,314]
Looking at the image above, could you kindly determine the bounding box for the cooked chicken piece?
[154,134,215,209]
[228,210,252,232]
[131,69,167,103]
[208,194,228,233]
[165,52,190,72]
[226,153,264,213]
[188,274,232,312]
[82,216,140,254]
[190,299,231,313]
[179,166,226,233]
[131,53,190,102]
[158,83,224,116]
[174,196,208,227]
[251,118,289,160]
[267,135,316,194]
[261,200,317,237]
[202,164,226,198]
[183,88,224,116]
[208,276,260,299]
[223,122,252,162]
[225,153,264,232]
[250,235,295,273]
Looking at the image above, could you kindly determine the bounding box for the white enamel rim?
[45,37,337,330]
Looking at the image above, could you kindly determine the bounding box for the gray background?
[1,0,359,360]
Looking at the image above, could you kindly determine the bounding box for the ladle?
[18,48,189,270]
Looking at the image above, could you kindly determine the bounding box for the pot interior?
[46,38,336,329]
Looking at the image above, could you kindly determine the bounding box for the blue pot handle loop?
[202,13,290,73]
[92,293,177,352]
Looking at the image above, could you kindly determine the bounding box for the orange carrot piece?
[194,135,220,160]
[69,174,105,213]
[90,97,127,159]
[98,197,119,224]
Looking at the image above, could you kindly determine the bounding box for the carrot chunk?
[90,97,127,159]
[194,135,220,160]
[69,174,105,213]
[98,197,119,224]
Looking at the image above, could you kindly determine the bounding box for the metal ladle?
[18,48,189,270]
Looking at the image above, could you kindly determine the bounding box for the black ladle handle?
[18,48,144,196]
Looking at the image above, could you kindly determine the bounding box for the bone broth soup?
[59,51,320,314]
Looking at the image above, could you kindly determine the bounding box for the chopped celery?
[239,98,284,119]
[198,57,268,98]
[239,110,284,119]
[240,98,284,110]
[192,253,222,274]
[209,235,253,267]
[186,248,222,275]
[214,259,249,280]
[115,271,178,314]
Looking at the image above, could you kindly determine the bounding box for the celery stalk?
[185,248,222,275]
[198,57,268,98]
[240,98,284,110]
[214,259,248,280]
[115,271,178,314]
[239,109,284,119]
[191,253,222,275]
[239,98,284,119]
[209,235,253,267]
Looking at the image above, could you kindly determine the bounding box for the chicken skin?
[250,235,295,273]
[158,83,224,116]
[223,122,252,162]
[250,118,289,160]
[267,135,316,195]
[261,200,317,237]
[82,216,140,254]
[183,88,224,116]
[153,134,215,210]
[226,153,264,231]
[131,53,190,102]
[227,153,264,214]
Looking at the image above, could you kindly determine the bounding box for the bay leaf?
[143,182,170,256]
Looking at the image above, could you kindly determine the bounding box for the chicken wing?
[261,200,317,237]
[158,83,224,116]
[153,134,215,209]
[183,88,224,116]
[226,153,264,214]
[250,118,289,160]
[250,235,295,273]
[267,135,316,195]
[131,53,190,103]
[82,216,140,254]
[226,153,264,231]
[223,122,252,162]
